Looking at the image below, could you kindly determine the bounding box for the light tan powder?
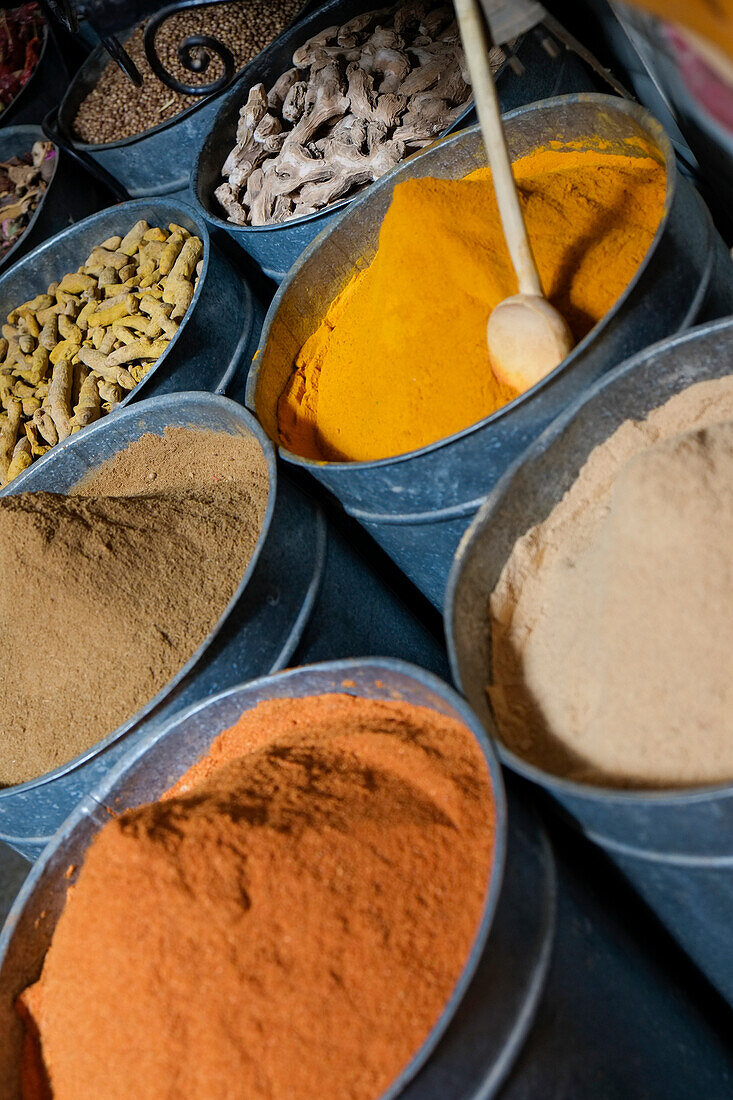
[0,429,269,787]
[489,375,733,789]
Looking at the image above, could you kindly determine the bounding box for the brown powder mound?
[74,424,270,501]
[0,428,269,787]
[22,695,495,1100]
[489,375,733,789]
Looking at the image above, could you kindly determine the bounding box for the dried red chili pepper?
[0,3,43,111]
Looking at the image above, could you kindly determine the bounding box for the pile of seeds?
[0,218,202,485]
[0,140,55,258]
[73,0,305,144]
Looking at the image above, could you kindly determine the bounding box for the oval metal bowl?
[52,2,315,199]
[0,196,260,412]
[0,658,518,1100]
[246,93,733,609]
[192,1,598,282]
[0,391,280,854]
[445,315,733,1007]
[0,125,106,276]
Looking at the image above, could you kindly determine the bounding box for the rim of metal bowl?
[0,390,279,799]
[0,656,508,1100]
[246,93,681,470]
[0,196,212,413]
[444,315,733,811]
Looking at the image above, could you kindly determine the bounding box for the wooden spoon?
[455,0,574,392]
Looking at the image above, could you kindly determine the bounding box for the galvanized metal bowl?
[445,315,733,1007]
[0,196,260,408]
[0,23,69,129]
[0,126,106,276]
[52,3,314,199]
[0,659,550,1100]
[246,93,733,610]
[0,391,285,857]
[192,2,598,282]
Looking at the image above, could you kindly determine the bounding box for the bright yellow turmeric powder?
[277,145,667,463]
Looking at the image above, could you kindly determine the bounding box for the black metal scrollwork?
[143,0,235,97]
[39,0,79,32]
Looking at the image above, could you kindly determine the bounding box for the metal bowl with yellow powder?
[246,93,733,608]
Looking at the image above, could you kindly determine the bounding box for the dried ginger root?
[0,219,202,486]
[215,2,504,226]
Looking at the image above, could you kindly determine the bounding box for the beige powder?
[489,375,733,789]
[0,429,269,787]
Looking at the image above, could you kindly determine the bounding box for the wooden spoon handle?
[454,0,544,298]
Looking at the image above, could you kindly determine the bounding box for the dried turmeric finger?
[167,236,203,285]
[100,235,122,251]
[169,282,194,321]
[78,347,111,374]
[120,220,149,256]
[99,328,117,356]
[0,372,13,409]
[97,378,122,407]
[39,315,58,350]
[8,295,53,324]
[140,239,164,262]
[142,301,178,340]
[47,358,74,442]
[21,395,40,418]
[78,349,136,391]
[58,316,82,343]
[72,362,89,408]
[76,300,97,332]
[106,337,168,366]
[33,407,58,447]
[71,373,101,429]
[17,310,40,339]
[58,272,95,294]
[50,339,81,366]
[97,266,118,290]
[168,223,191,240]
[158,232,184,275]
[115,368,137,390]
[112,328,139,347]
[24,421,49,457]
[86,295,138,328]
[112,314,152,336]
[36,305,59,326]
[6,436,31,483]
[0,398,22,479]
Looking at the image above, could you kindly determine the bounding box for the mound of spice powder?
[19,694,495,1099]
[276,144,666,462]
[0,427,268,786]
[489,375,733,789]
